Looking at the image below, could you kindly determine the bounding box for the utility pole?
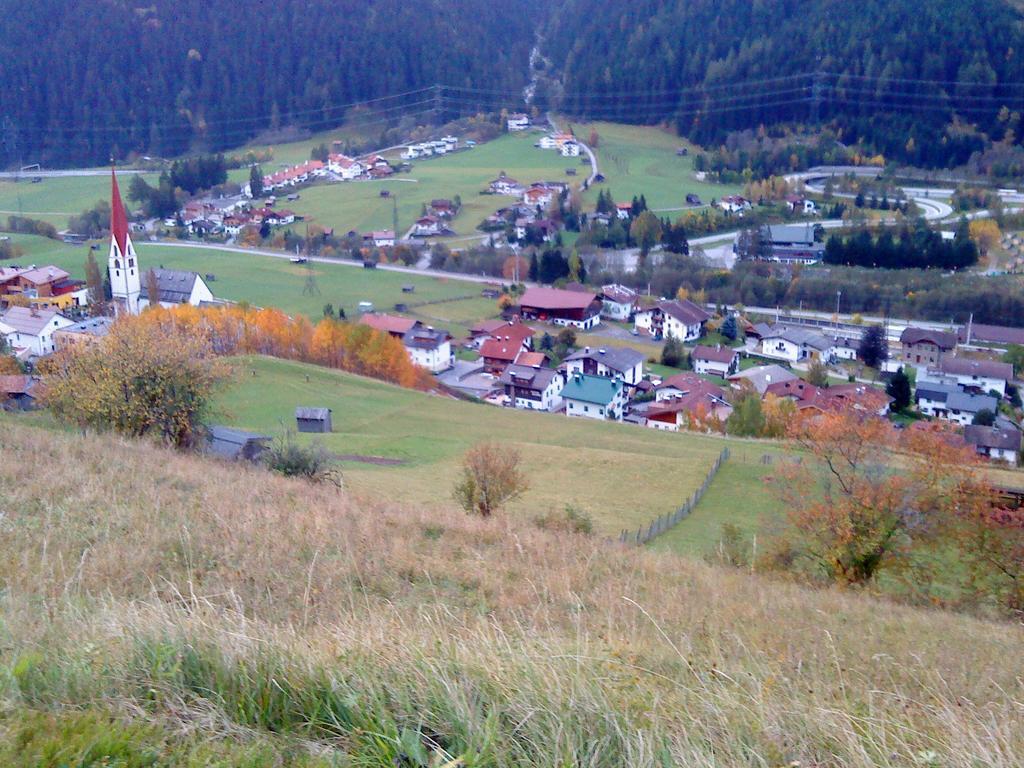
[392,195,399,240]
[811,68,825,126]
[432,84,443,125]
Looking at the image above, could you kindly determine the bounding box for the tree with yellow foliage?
[44,315,226,448]
[969,219,1001,256]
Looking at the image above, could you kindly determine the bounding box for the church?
[109,169,214,315]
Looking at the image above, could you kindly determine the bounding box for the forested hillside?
[0,0,539,166]
[544,0,1024,167]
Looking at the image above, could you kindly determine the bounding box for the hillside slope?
[1,420,1021,765]
[0,0,540,167]
[544,0,1024,166]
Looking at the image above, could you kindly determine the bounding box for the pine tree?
[249,165,264,198]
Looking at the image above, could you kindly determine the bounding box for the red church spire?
[110,167,129,257]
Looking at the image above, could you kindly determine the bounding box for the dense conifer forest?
[0,0,539,166]
[4,0,1024,167]
[545,0,1024,166]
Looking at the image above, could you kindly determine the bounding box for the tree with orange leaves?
[766,408,988,586]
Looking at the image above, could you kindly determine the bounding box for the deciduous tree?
[453,442,528,517]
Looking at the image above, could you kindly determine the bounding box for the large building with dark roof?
[518,286,601,330]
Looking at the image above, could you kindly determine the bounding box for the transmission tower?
[301,247,320,296]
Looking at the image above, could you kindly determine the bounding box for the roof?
[0,375,36,396]
[562,373,623,405]
[915,381,962,402]
[692,344,737,364]
[727,364,798,395]
[964,425,1022,452]
[939,356,1013,382]
[140,269,202,304]
[900,326,957,350]
[649,299,711,326]
[208,425,271,445]
[648,378,729,418]
[600,284,637,304]
[480,337,526,363]
[110,168,129,257]
[18,266,70,285]
[58,317,114,337]
[761,324,832,351]
[402,326,451,350]
[958,323,1024,346]
[295,407,331,420]
[0,306,69,336]
[513,350,547,367]
[824,384,894,413]
[498,364,559,391]
[359,313,419,335]
[947,392,997,414]
[519,286,597,312]
[470,318,513,336]
[765,379,824,402]
[766,223,816,246]
[564,345,645,374]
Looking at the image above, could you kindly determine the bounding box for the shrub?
[534,505,594,535]
[264,432,342,486]
[453,442,528,517]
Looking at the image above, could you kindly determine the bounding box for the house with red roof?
[359,313,420,339]
[518,286,601,330]
[479,323,535,373]
[327,154,364,180]
[646,377,732,431]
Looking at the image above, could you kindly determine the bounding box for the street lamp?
[835,290,842,335]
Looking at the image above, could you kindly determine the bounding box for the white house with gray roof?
[756,325,833,363]
[564,345,645,385]
[0,306,75,357]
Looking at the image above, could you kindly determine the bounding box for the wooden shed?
[207,425,271,461]
[295,407,333,433]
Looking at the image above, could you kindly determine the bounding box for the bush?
[534,505,594,535]
[264,432,342,486]
[453,442,528,517]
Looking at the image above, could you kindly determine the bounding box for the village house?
[359,313,420,339]
[692,345,739,377]
[562,372,627,421]
[469,318,520,347]
[930,357,1012,398]
[599,284,638,321]
[829,335,859,361]
[718,195,752,214]
[633,299,710,341]
[0,306,75,357]
[756,325,833,363]
[916,381,997,426]
[523,186,555,208]
[139,269,215,310]
[367,230,396,248]
[0,266,88,312]
[615,202,632,220]
[327,154,364,180]
[899,327,957,367]
[726,364,798,395]
[0,374,41,411]
[402,325,453,372]
[823,383,894,417]
[760,224,825,264]
[490,176,524,196]
[518,286,602,330]
[507,113,530,132]
[413,215,443,237]
[958,322,1024,347]
[479,322,535,373]
[54,316,114,350]
[498,357,564,411]
[561,141,581,157]
[784,195,817,215]
[646,377,732,431]
[427,199,458,219]
[564,346,645,386]
[963,424,1022,466]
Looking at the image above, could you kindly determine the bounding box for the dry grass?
[1,420,1022,765]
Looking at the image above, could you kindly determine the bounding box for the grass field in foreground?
[215,355,780,537]
[568,120,741,212]
[274,132,576,236]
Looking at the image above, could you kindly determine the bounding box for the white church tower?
[108,168,141,315]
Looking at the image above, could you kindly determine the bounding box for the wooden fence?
[618,447,730,546]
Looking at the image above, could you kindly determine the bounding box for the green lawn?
[568,121,742,212]
[215,355,780,538]
[0,173,159,227]
[267,132,574,236]
[7,236,493,326]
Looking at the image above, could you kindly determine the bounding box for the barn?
[295,407,333,433]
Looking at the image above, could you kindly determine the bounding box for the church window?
[128,259,134,268]
[114,259,120,269]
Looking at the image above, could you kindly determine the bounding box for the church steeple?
[108,167,141,315]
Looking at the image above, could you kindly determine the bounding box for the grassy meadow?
[264,131,576,236]
[213,355,782,538]
[568,120,742,211]
[0,172,159,227]
[1,419,1022,766]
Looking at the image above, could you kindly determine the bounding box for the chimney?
[584,346,590,354]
